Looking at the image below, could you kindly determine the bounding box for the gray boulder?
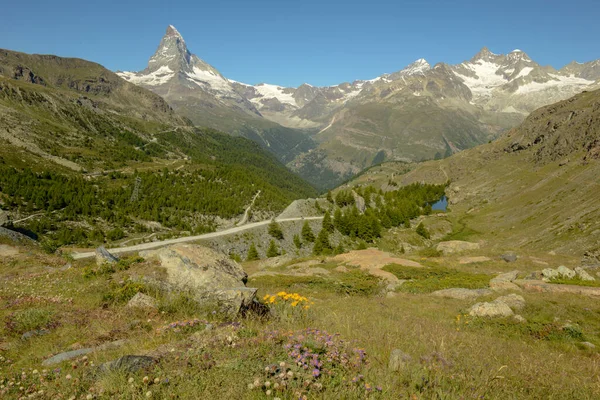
[574,267,595,281]
[126,292,158,310]
[431,288,493,300]
[469,300,514,318]
[99,355,156,373]
[557,266,576,279]
[490,271,521,291]
[541,268,560,281]
[42,348,95,366]
[436,241,480,254]
[95,246,119,266]
[141,244,256,316]
[501,253,518,263]
[495,293,526,311]
[388,349,412,372]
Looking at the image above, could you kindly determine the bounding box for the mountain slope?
[0,49,316,248]
[349,88,600,256]
[117,29,599,189]
[117,26,315,164]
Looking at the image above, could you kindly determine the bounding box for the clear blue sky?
[2,0,599,87]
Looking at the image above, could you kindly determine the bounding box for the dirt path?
[71,216,323,260]
[332,248,424,282]
[237,191,261,226]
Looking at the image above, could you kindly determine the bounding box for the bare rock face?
[490,270,521,291]
[95,246,119,266]
[352,191,366,213]
[140,244,256,315]
[126,293,158,310]
[436,241,480,254]
[495,293,526,311]
[0,208,9,227]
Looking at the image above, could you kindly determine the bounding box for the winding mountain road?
[71,216,323,260]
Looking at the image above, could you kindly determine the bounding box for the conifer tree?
[416,222,430,239]
[322,210,334,233]
[246,243,259,261]
[266,240,280,258]
[268,220,284,240]
[301,220,315,243]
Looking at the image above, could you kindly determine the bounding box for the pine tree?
[246,243,259,261]
[293,234,302,249]
[333,242,345,255]
[301,221,315,243]
[416,222,430,239]
[322,211,334,233]
[326,191,333,203]
[313,229,332,255]
[268,220,284,240]
[266,240,280,258]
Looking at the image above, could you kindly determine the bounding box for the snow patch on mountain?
[454,60,508,98]
[118,66,174,86]
[187,66,234,93]
[515,74,594,94]
[253,84,297,106]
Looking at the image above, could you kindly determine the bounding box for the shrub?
[416,222,430,239]
[5,308,56,335]
[268,221,284,240]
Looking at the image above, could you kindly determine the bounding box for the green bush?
[5,308,56,335]
[382,264,489,293]
[103,281,148,304]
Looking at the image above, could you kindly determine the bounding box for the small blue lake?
[431,196,448,211]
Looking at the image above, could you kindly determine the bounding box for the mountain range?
[118,26,600,189]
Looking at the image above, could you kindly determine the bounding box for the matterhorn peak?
[166,25,183,39]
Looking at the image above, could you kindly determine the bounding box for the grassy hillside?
[345,88,600,257]
[0,49,316,249]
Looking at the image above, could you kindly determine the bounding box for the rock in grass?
[99,355,156,373]
[557,266,576,279]
[126,293,158,310]
[21,329,50,340]
[574,267,595,281]
[388,349,412,371]
[95,246,119,266]
[469,301,514,318]
[430,288,493,300]
[580,341,596,349]
[501,253,518,263]
[490,271,521,291]
[495,293,526,311]
[140,244,257,316]
[42,348,95,366]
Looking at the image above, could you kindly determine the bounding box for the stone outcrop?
[490,270,521,291]
[469,293,526,318]
[430,288,493,300]
[95,246,119,266]
[126,293,158,310]
[0,208,9,227]
[140,244,257,315]
[469,301,514,318]
[436,241,480,254]
[541,266,594,282]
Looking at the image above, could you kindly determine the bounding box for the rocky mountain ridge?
[118,26,600,188]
